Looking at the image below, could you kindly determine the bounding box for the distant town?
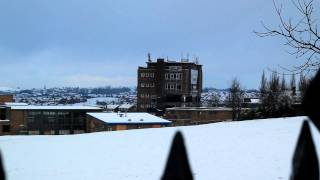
[0,57,306,136]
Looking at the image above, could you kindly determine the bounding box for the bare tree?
[255,0,320,73]
[228,78,244,120]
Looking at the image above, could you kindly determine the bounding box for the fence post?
[162,131,193,180]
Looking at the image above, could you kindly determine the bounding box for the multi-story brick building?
[137,57,202,113]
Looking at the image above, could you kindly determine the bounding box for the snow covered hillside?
[0,116,317,180]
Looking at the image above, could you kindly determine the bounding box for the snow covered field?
[0,116,317,180]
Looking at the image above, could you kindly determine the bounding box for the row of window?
[165,73,182,80]
[140,94,156,99]
[140,72,155,78]
[27,130,76,135]
[28,111,71,116]
[140,82,155,88]
[165,83,182,90]
[140,104,152,109]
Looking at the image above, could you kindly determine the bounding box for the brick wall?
[0,95,13,104]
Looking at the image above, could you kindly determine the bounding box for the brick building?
[137,57,202,114]
[87,112,171,132]
[164,107,233,126]
[0,94,13,104]
[0,105,103,135]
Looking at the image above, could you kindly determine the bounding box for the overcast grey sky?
[0,0,309,89]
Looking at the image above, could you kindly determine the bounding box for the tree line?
[225,72,312,120]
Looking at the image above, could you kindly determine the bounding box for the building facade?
[0,95,13,104]
[164,107,233,126]
[137,58,202,113]
[0,105,103,135]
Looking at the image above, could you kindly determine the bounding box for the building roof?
[10,105,102,110]
[118,103,134,109]
[106,105,119,110]
[4,102,29,106]
[87,112,171,124]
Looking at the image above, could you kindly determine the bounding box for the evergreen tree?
[260,72,294,118]
[298,73,310,99]
[290,74,296,96]
[281,73,286,92]
[260,71,267,95]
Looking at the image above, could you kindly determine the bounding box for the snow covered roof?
[87,112,171,124]
[4,102,28,106]
[118,104,134,109]
[10,105,102,110]
[249,99,261,103]
[106,105,119,110]
[0,119,10,122]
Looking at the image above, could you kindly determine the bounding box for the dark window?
[2,125,10,132]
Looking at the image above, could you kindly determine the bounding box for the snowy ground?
[0,116,318,180]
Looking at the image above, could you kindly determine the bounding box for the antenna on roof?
[186,53,189,61]
[148,53,151,62]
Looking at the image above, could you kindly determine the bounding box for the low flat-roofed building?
[87,112,171,132]
[1,105,103,135]
[164,107,233,126]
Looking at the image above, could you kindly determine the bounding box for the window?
[140,83,145,87]
[170,74,174,79]
[2,125,10,132]
[165,83,169,90]
[59,130,70,135]
[165,73,169,80]
[140,94,144,98]
[141,73,145,77]
[146,73,149,77]
[170,83,175,90]
[176,73,182,80]
[28,131,40,135]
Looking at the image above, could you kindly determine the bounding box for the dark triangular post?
[0,152,6,180]
[162,131,193,180]
[302,69,320,130]
[290,120,319,180]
